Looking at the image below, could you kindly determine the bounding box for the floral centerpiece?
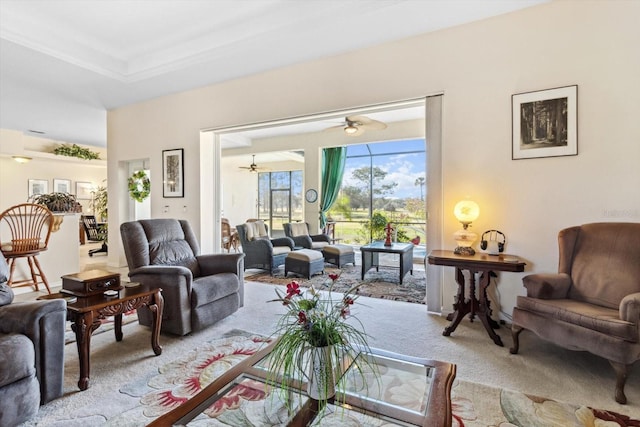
[266,273,372,412]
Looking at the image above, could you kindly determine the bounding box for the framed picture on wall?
[76,181,93,200]
[53,178,71,193]
[163,148,184,198]
[512,85,578,160]
[28,179,48,197]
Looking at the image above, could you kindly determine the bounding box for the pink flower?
[328,273,340,282]
[343,296,354,306]
[341,307,351,319]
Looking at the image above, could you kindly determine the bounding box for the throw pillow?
[290,222,308,237]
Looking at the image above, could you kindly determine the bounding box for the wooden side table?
[40,284,163,390]
[427,250,525,346]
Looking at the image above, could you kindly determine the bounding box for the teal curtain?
[319,147,347,228]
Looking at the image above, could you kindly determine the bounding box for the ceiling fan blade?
[347,115,387,130]
[323,124,347,132]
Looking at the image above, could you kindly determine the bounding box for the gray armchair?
[0,255,66,426]
[284,222,330,250]
[120,219,245,336]
[511,222,640,404]
[236,221,294,274]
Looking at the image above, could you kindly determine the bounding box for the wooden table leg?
[148,290,164,355]
[478,271,503,346]
[114,313,123,342]
[72,311,99,391]
[443,268,471,336]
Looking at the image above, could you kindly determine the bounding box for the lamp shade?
[454,200,480,225]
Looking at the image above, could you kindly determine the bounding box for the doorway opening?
[201,95,444,313]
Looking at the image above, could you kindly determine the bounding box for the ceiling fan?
[238,155,268,173]
[324,115,388,136]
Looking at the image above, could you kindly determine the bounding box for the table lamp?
[453,200,480,255]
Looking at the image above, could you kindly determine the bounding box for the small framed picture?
[28,179,48,197]
[512,85,578,160]
[76,182,94,200]
[53,178,71,193]
[163,148,184,198]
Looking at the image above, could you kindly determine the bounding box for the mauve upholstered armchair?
[0,255,66,426]
[120,219,245,336]
[511,222,640,404]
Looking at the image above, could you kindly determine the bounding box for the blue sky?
[343,139,426,199]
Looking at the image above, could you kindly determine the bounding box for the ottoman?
[285,249,325,279]
[323,244,355,268]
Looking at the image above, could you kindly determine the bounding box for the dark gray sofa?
[0,255,66,426]
[120,219,245,336]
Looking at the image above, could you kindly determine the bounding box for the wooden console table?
[427,250,525,346]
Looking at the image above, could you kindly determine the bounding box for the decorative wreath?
[128,170,150,202]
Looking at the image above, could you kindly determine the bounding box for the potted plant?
[31,192,83,232]
[266,274,373,415]
[90,185,108,222]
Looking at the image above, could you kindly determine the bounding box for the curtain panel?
[319,147,346,228]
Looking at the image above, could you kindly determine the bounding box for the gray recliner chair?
[0,255,66,426]
[120,219,245,336]
[511,222,640,404]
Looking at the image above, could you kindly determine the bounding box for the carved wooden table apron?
[427,250,525,347]
[66,286,164,390]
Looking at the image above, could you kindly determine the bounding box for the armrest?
[290,235,311,248]
[129,265,193,290]
[620,292,640,323]
[522,273,572,299]
[0,299,66,403]
[198,253,245,276]
[311,234,330,243]
[129,265,193,278]
[0,299,66,337]
[271,237,295,249]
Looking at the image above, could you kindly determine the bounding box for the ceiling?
[0,0,548,148]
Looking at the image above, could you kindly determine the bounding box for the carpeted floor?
[65,311,138,344]
[22,330,639,426]
[16,282,640,426]
[246,263,426,305]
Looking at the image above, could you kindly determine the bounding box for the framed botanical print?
[163,148,184,198]
[53,178,71,193]
[28,179,48,197]
[512,85,578,160]
[76,181,93,200]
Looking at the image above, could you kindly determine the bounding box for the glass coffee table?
[147,339,455,427]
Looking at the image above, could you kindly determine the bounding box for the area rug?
[30,330,640,426]
[64,310,138,344]
[246,264,426,305]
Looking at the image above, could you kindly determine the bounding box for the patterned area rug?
[246,264,426,305]
[107,331,640,427]
[24,331,640,426]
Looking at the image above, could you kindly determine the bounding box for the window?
[257,170,303,233]
[328,139,426,245]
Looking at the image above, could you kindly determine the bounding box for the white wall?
[0,129,107,213]
[107,1,640,317]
